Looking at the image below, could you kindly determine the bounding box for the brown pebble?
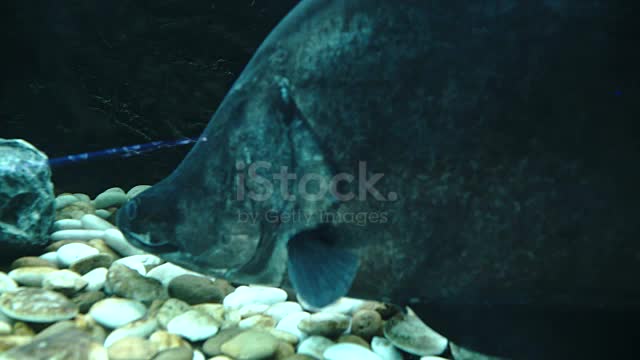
[10,256,57,270]
[351,309,383,340]
[337,334,371,349]
[152,346,193,360]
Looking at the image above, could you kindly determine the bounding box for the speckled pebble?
[149,330,191,352]
[105,263,165,304]
[351,309,383,340]
[70,253,114,275]
[383,312,447,356]
[0,287,78,323]
[155,298,192,328]
[107,336,159,360]
[297,312,351,338]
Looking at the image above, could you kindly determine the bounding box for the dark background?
[0,0,299,196]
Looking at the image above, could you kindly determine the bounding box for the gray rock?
[71,291,106,313]
[0,328,107,360]
[0,139,54,256]
[168,274,233,305]
[105,263,166,304]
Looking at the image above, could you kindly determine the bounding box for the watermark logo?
[235,161,397,203]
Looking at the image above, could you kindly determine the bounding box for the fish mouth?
[119,228,231,278]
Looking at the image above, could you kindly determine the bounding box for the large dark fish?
[116,0,640,358]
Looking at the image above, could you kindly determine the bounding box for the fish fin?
[286,226,359,308]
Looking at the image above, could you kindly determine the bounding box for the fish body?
[117,0,640,358]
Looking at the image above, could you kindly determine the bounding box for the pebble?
[220,330,280,360]
[0,272,18,294]
[268,328,299,345]
[50,229,106,242]
[107,336,159,360]
[56,201,95,220]
[0,321,11,335]
[238,314,276,329]
[223,285,288,308]
[103,228,146,256]
[70,253,114,275]
[46,239,84,252]
[1,328,107,359]
[351,309,383,339]
[82,267,109,292]
[167,309,220,342]
[104,317,159,347]
[42,269,88,296]
[87,238,121,259]
[89,298,146,328]
[300,297,366,315]
[298,335,335,359]
[10,256,57,269]
[8,266,57,286]
[71,291,106,313]
[147,262,208,287]
[93,191,128,209]
[57,242,100,267]
[154,346,194,360]
[95,209,112,219]
[81,213,115,230]
[0,287,78,322]
[371,336,404,360]
[116,254,163,268]
[276,311,311,341]
[127,185,151,198]
[149,330,191,351]
[297,312,351,338]
[337,334,370,349]
[169,275,232,305]
[54,194,80,210]
[449,342,503,360]
[323,343,382,360]
[266,301,303,322]
[192,303,225,323]
[39,251,60,266]
[202,327,244,357]
[155,298,192,328]
[52,218,83,231]
[104,263,165,304]
[238,303,270,318]
[0,335,33,352]
[383,312,448,356]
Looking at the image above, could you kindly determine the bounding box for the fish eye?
[125,200,138,220]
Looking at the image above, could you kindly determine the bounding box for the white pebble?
[39,252,60,266]
[192,350,205,360]
[0,321,11,335]
[265,301,303,322]
[82,267,108,292]
[55,194,79,210]
[92,191,128,209]
[300,296,366,315]
[103,318,158,347]
[166,310,220,342]
[298,335,335,359]
[324,343,383,360]
[116,254,163,267]
[0,272,18,294]
[8,267,57,287]
[104,187,125,194]
[89,298,146,328]
[53,219,83,231]
[57,243,100,267]
[146,262,207,287]
[81,214,115,230]
[127,185,151,199]
[419,357,449,360]
[275,311,310,341]
[95,209,112,219]
[103,228,146,256]
[372,336,404,360]
[51,229,105,242]
[223,285,287,308]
